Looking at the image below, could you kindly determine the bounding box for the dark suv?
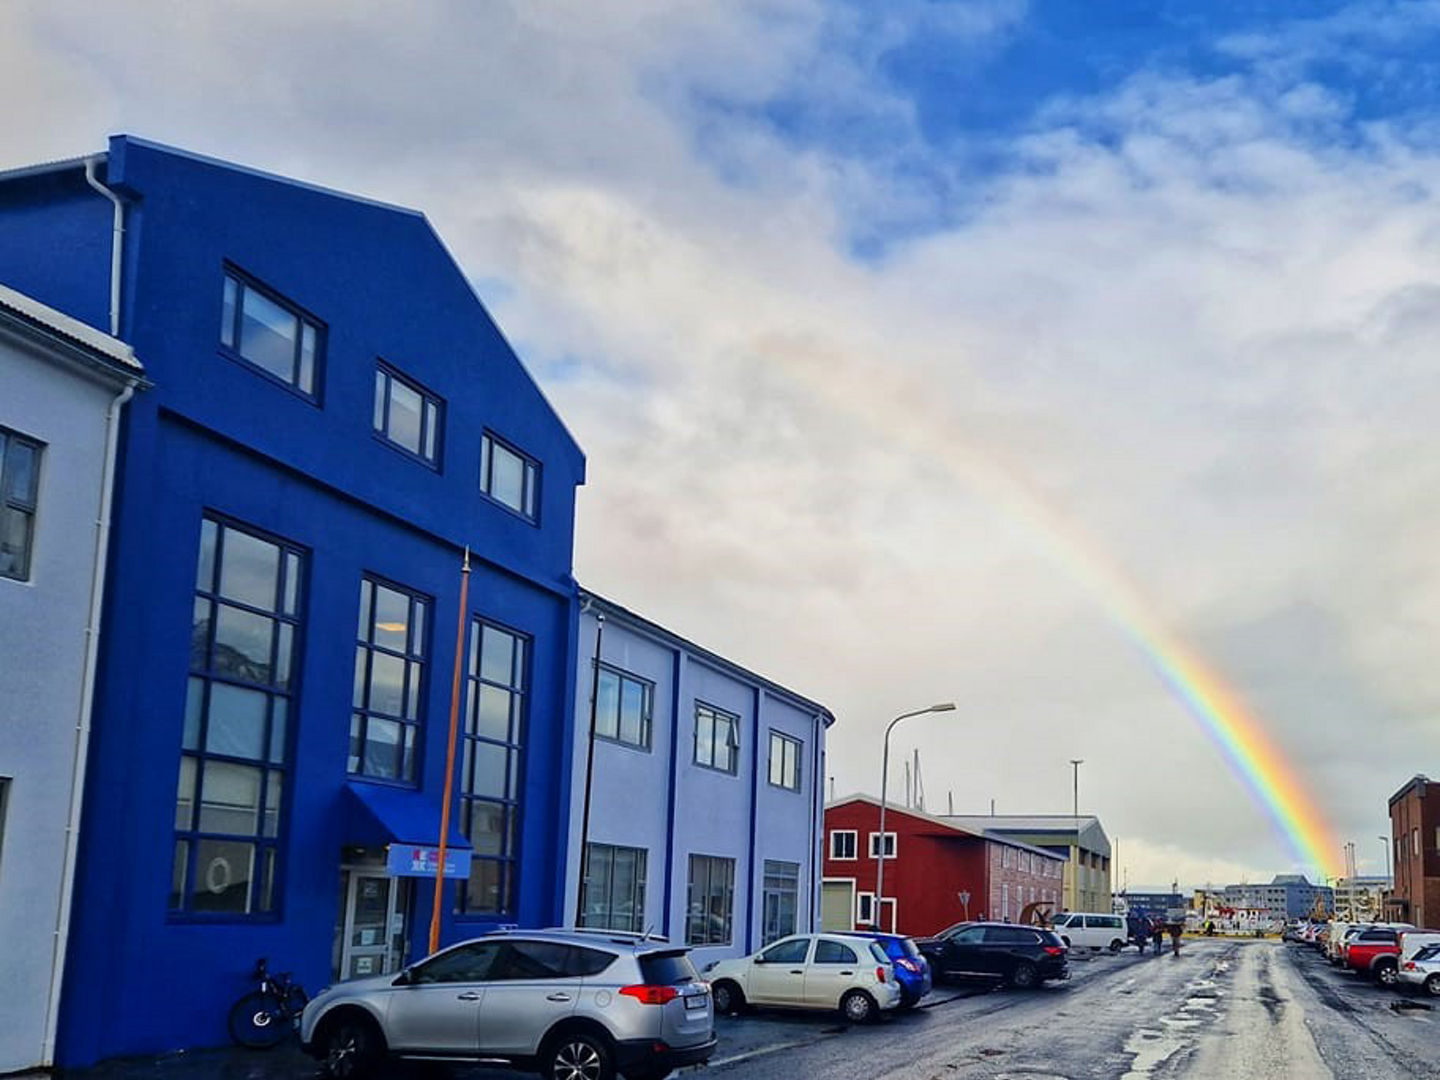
[915,922,1068,989]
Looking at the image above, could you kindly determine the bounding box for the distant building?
[822,798,1066,936]
[1119,889,1187,918]
[0,284,143,1073]
[1333,876,1389,922]
[942,814,1111,912]
[1389,775,1439,927]
[565,593,832,960]
[1214,874,1332,919]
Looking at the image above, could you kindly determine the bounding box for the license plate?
[684,993,708,1011]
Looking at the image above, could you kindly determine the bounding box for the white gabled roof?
[825,794,1067,862]
[0,281,142,374]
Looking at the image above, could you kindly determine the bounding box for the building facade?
[1389,775,1440,927]
[1214,874,1332,920]
[821,798,1066,936]
[0,284,143,1073]
[1118,890,1187,918]
[943,814,1111,912]
[564,594,832,962]
[0,137,586,1066]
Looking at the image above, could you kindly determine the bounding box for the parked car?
[915,922,1069,989]
[848,932,932,1008]
[300,928,715,1080]
[1050,912,1129,952]
[1344,926,1405,984]
[702,933,901,1024]
[1398,943,1440,996]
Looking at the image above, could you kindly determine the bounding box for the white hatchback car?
[1398,943,1440,996]
[702,934,901,1023]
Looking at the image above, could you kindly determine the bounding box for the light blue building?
[566,593,833,961]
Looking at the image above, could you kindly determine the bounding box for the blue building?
[565,594,832,960]
[0,137,586,1066]
[1217,874,1332,919]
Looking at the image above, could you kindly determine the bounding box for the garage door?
[820,880,854,931]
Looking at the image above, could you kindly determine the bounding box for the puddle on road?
[1119,1025,1192,1080]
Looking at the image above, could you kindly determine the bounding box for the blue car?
[850,932,932,1008]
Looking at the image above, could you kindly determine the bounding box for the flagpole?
[430,546,471,955]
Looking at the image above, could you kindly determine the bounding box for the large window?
[694,703,739,774]
[581,842,647,932]
[350,578,430,783]
[0,429,41,581]
[594,665,652,750]
[686,855,735,946]
[762,859,800,944]
[767,731,802,791]
[172,517,304,916]
[479,432,539,522]
[220,269,322,398]
[457,620,528,916]
[374,363,442,467]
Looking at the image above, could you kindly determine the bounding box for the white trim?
[829,829,857,861]
[856,891,875,926]
[868,831,897,859]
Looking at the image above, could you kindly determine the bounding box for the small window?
[0,429,42,582]
[856,892,874,924]
[813,939,858,965]
[768,731,802,791]
[480,432,539,522]
[220,269,322,398]
[593,665,653,750]
[829,830,857,860]
[868,832,896,859]
[374,363,443,466]
[694,703,740,774]
[760,937,810,965]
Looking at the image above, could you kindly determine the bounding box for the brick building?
[1389,775,1440,927]
[820,796,1066,937]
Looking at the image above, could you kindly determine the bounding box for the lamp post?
[875,703,956,930]
[1069,759,1083,818]
[1379,835,1391,882]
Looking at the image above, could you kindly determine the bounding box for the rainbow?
[775,349,1342,879]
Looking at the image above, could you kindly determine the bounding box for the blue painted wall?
[0,137,585,1066]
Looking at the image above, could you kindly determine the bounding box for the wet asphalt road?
[55,939,1438,1080]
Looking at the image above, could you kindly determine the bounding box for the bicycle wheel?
[228,990,290,1048]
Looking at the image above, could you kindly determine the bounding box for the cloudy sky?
[6,0,1439,889]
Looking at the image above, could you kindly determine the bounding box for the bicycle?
[227,957,309,1048]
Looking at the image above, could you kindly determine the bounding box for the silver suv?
[300,928,716,1080]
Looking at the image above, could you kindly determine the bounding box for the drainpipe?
[83,156,125,336]
[42,375,137,1064]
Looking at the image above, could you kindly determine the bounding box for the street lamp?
[1069,759,1083,818]
[875,703,956,929]
[1379,835,1392,882]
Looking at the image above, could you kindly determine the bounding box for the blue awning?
[344,782,471,851]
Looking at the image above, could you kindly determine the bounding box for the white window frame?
[856,891,874,925]
[829,829,857,861]
[868,831,897,859]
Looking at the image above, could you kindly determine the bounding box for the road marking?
[702,1034,837,1069]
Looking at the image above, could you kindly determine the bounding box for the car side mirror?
[392,969,413,986]
[753,956,766,965]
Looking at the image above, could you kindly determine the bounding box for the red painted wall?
[821,801,1064,937]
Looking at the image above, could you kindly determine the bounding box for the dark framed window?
[0,429,42,582]
[456,619,528,917]
[693,702,739,774]
[594,665,652,750]
[479,432,539,522]
[172,516,304,917]
[829,830,856,860]
[767,730,802,791]
[762,860,800,944]
[581,842,647,932]
[220,268,322,398]
[350,577,430,783]
[373,363,442,467]
[686,854,735,946]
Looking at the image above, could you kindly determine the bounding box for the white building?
[0,283,142,1073]
[565,592,832,963]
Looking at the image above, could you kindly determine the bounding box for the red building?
[1389,775,1440,927]
[820,796,1067,936]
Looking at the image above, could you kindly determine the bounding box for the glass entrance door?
[341,873,406,979]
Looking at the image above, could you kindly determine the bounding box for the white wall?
[0,328,122,1073]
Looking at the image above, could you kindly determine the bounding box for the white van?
[1051,912,1128,952]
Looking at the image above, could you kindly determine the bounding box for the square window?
[374,363,444,467]
[829,830,857,860]
[694,703,739,774]
[219,269,323,399]
[592,666,653,750]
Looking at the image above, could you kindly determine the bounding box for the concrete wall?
[0,324,124,1073]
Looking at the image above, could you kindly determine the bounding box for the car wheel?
[840,989,878,1024]
[544,1030,614,1080]
[319,1014,384,1080]
[1008,962,1038,989]
[1425,974,1440,997]
[1374,961,1399,987]
[1109,939,1124,954]
[711,979,745,1016]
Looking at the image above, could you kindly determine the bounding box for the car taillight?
[1403,962,1416,971]
[1044,946,1064,956]
[620,985,680,1005]
[896,958,919,973]
[875,966,887,983]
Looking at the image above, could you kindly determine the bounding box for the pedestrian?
[1151,917,1164,955]
[1169,920,1182,957]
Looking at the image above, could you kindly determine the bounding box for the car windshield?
[1412,945,1440,962]
[639,951,698,985]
